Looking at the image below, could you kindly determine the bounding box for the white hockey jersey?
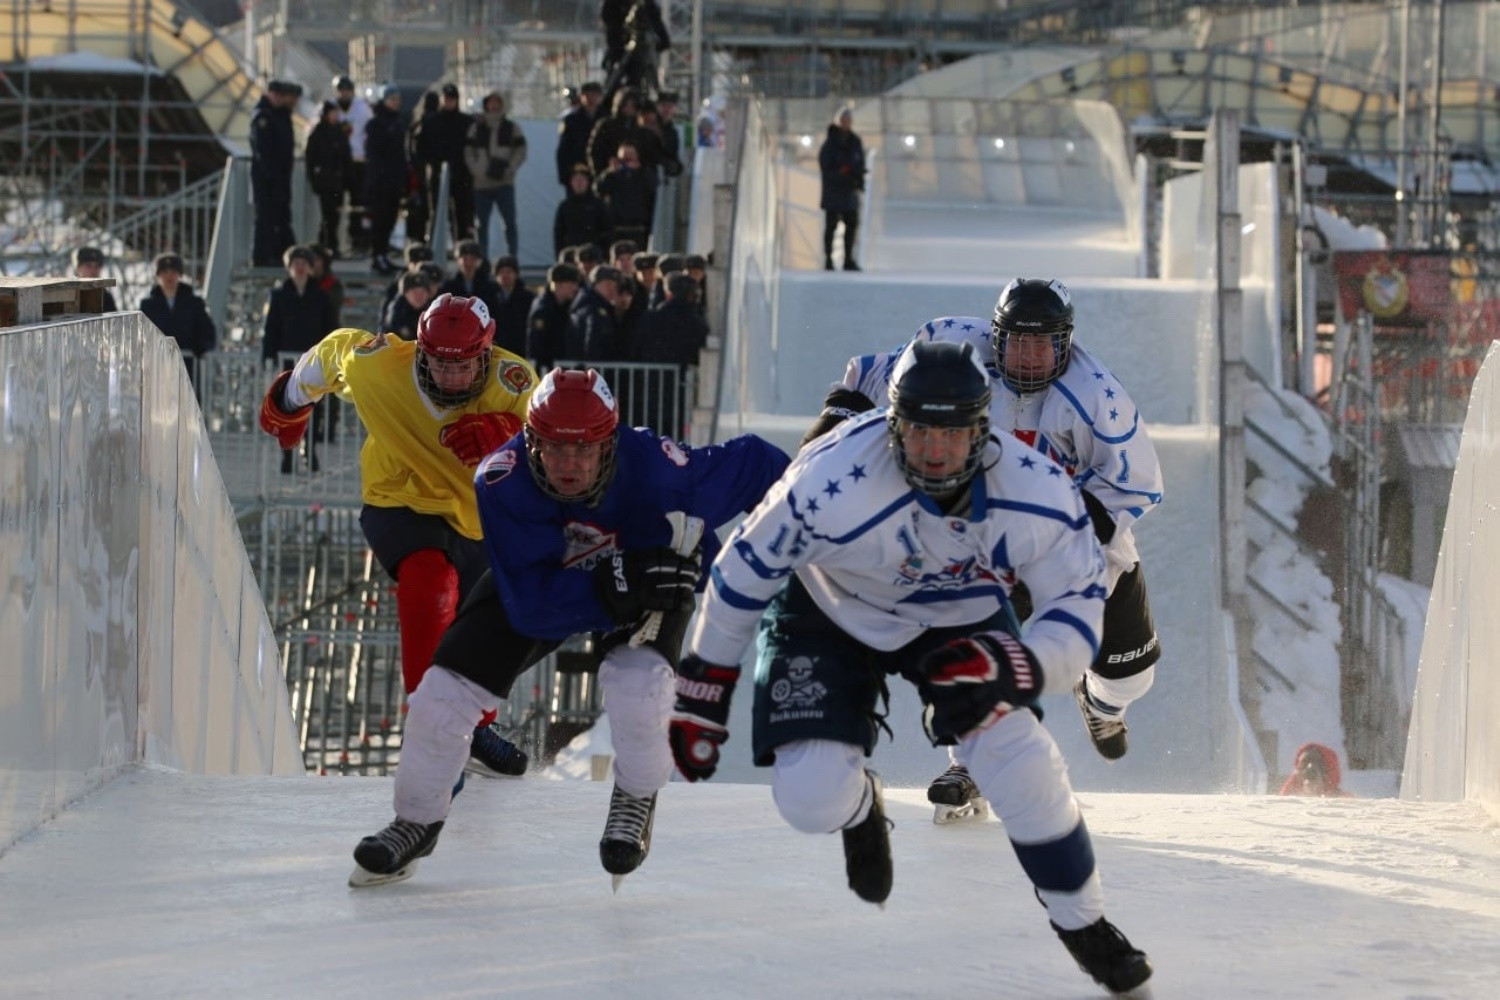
[689,410,1107,696]
[836,318,1163,580]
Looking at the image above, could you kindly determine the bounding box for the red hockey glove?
[917,632,1041,745]
[439,412,523,468]
[258,369,314,450]
[670,654,740,781]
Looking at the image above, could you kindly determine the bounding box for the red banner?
[1333,251,1453,327]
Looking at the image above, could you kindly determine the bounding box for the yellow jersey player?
[258,293,537,777]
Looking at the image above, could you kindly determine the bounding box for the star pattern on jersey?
[823,479,842,498]
[848,463,867,481]
[1048,465,1063,476]
[805,497,821,514]
[1019,454,1037,469]
[1109,408,1119,421]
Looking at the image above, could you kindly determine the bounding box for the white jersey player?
[667,340,1153,998]
[808,282,1164,822]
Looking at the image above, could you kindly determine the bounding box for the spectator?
[308,243,348,442]
[555,163,611,260]
[527,262,582,369]
[569,264,623,361]
[379,243,435,324]
[603,0,670,103]
[556,81,604,190]
[441,239,501,316]
[633,251,662,310]
[818,106,866,272]
[70,246,117,312]
[382,271,434,341]
[332,75,372,253]
[465,92,527,259]
[427,83,476,244]
[684,253,709,321]
[1279,743,1355,798]
[363,84,408,275]
[251,79,300,266]
[696,93,726,149]
[491,255,535,358]
[588,89,639,179]
[139,252,216,384]
[596,141,655,249]
[405,90,441,246]
[629,271,706,434]
[306,100,353,253]
[655,90,684,179]
[576,243,605,278]
[263,245,339,473]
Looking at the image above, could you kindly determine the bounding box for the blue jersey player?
[668,340,1153,997]
[350,367,789,888]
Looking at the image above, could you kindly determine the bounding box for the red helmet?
[524,368,619,504]
[415,293,495,406]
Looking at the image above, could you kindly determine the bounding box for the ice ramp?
[2,769,1499,999]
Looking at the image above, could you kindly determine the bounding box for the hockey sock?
[394,549,459,695]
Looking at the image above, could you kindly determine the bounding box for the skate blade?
[348,859,419,888]
[1113,983,1153,1000]
[611,873,628,894]
[932,800,989,825]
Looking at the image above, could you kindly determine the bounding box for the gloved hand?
[592,547,701,624]
[258,369,314,450]
[670,654,740,781]
[439,412,522,468]
[917,632,1041,745]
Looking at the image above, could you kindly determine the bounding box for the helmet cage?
[416,293,495,408]
[886,340,993,497]
[991,278,1075,393]
[523,368,620,506]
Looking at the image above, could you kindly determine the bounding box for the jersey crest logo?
[498,359,534,393]
[660,438,689,467]
[480,448,518,484]
[561,521,618,569]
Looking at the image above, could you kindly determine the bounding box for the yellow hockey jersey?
[286,328,536,539]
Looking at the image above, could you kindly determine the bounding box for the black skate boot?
[465,724,529,778]
[1075,678,1128,761]
[349,817,444,888]
[926,763,989,825]
[600,784,658,890]
[842,771,893,906]
[1052,917,1153,997]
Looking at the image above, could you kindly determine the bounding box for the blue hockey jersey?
[473,428,790,640]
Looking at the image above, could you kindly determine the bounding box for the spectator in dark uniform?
[629,271,707,435]
[379,243,434,323]
[139,252,217,385]
[655,90,684,179]
[818,106,866,271]
[588,89,639,178]
[70,245,117,312]
[575,243,604,279]
[440,239,501,316]
[554,163,611,259]
[364,84,408,274]
[595,140,655,249]
[634,252,662,310]
[427,83,476,243]
[568,263,623,361]
[406,90,440,245]
[684,252,709,320]
[527,262,582,369]
[381,270,434,340]
[332,75,372,253]
[600,0,631,81]
[262,245,339,472]
[491,254,535,358]
[556,81,604,190]
[251,79,301,266]
[306,100,353,253]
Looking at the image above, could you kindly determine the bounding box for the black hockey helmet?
[886,340,992,497]
[991,278,1074,393]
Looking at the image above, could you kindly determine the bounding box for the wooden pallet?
[0,276,118,328]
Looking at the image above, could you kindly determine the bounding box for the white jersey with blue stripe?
[836,320,1162,579]
[690,409,1108,696]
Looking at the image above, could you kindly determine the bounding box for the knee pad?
[394,667,496,824]
[771,740,869,834]
[962,710,1081,844]
[599,647,676,797]
[395,548,459,695]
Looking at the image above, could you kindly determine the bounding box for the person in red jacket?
[1279,742,1354,797]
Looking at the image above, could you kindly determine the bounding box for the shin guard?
[395,549,460,695]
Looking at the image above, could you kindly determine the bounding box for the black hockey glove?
[592,547,701,625]
[917,632,1041,745]
[670,654,740,781]
[799,386,875,448]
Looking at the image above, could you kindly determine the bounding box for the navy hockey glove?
[918,633,1041,745]
[592,547,701,624]
[670,654,740,781]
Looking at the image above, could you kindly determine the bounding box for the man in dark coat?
[595,140,655,249]
[818,107,866,271]
[426,83,476,242]
[568,264,623,361]
[628,271,707,435]
[70,245,117,312]
[554,163,611,259]
[363,85,408,274]
[381,271,434,341]
[262,245,338,472]
[491,255,536,358]
[439,239,501,317]
[527,263,582,368]
[251,80,301,266]
[556,81,603,189]
[306,100,353,252]
[139,252,217,387]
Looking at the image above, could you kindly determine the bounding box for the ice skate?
[1075,677,1129,761]
[1053,916,1153,998]
[599,784,657,891]
[349,817,444,888]
[464,724,529,778]
[841,770,893,906]
[926,763,989,825]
